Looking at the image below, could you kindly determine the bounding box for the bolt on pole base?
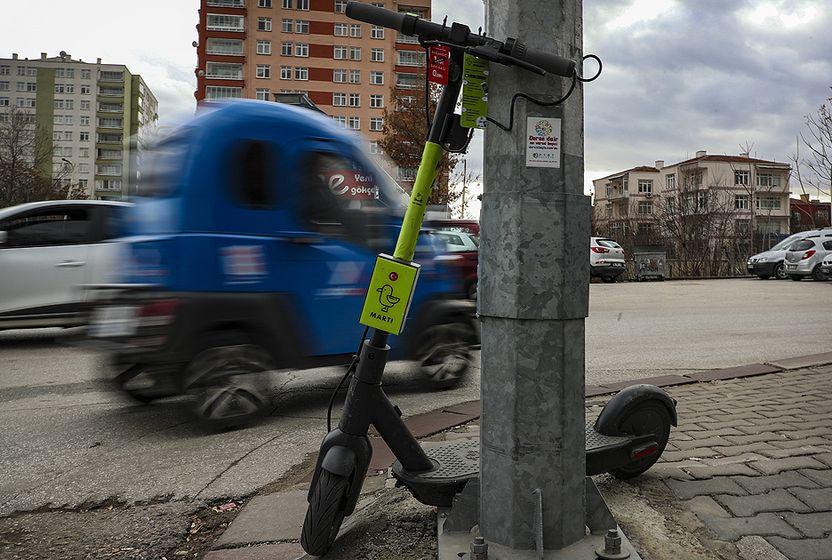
[438,477,641,560]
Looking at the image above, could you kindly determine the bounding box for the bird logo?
[376,284,401,313]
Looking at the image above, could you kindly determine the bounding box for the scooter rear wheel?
[301,469,349,556]
[609,401,672,479]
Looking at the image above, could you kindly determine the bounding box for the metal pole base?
[438,477,642,560]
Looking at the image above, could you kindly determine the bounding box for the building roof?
[667,154,790,168]
[595,166,659,182]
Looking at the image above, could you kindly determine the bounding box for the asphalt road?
[0,278,829,558]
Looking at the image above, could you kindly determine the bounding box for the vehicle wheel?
[416,321,475,389]
[774,263,789,280]
[811,265,829,281]
[183,332,273,430]
[301,470,349,557]
[609,401,672,480]
[790,275,803,281]
[601,276,616,283]
[467,281,478,300]
[112,364,177,404]
[757,274,770,280]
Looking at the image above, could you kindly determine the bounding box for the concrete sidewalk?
[204,356,832,560]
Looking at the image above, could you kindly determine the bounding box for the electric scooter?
[301,3,677,556]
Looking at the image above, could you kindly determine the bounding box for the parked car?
[747,228,832,279]
[0,200,128,330]
[87,100,478,428]
[426,219,480,235]
[784,232,832,281]
[590,237,626,283]
[434,230,479,299]
[821,253,832,276]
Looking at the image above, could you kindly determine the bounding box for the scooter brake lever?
[466,45,546,75]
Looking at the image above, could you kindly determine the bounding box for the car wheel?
[183,332,273,430]
[774,263,789,280]
[112,364,177,404]
[790,275,803,281]
[416,321,475,390]
[811,264,829,282]
[757,274,771,280]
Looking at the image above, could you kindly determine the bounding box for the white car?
[590,237,625,283]
[747,228,832,280]
[0,200,128,330]
[784,232,832,281]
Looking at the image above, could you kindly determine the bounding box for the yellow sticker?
[359,254,420,335]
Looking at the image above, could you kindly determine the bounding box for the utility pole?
[479,0,589,553]
[460,158,468,218]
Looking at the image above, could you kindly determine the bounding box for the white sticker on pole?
[525,116,561,168]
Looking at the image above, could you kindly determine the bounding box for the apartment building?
[0,52,158,200]
[194,0,430,183]
[593,150,792,241]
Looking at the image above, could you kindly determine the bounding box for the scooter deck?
[392,425,634,507]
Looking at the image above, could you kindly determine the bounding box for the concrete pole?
[479,0,589,552]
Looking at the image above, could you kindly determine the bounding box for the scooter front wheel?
[301,469,349,556]
[609,400,672,479]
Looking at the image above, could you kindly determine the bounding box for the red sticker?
[389,272,399,281]
[428,45,450,85]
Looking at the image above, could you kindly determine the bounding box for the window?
[371,25,384,39]
[369,117,383,131]
[696,191,707,211]
[334,46,348,59]
[80,116,91,126]
[638,180,652,194]
[206,86,243,100]
[294,43,309,57]
[333,69,347,83]
[350,47,361,60]
[735,194,749,210]
[81,69,91,79]
[259,0,272,6]
[0,82,7,91]
[258,17,272,31]
[280,66,292,79]
[55,84,74,93]
[17,82,36,92]
[1,208,92,248]
[348,93,360,107]
[334,23,348,36]
[295,20,309,33]
[282,18,293,32]
[95,179,122,191]
[332,116,346,127]
[370,94,383,108]
[98,117,123,128]
[208,38,246,55]
[207,14,245,31]
[230,141,277,208]
[256,65,271,78]
[256,88,271,101]
[79,131,90,142]
[81,85,91,94]
[335,0,347,12]
[370,71,384,85]
[281,42,293,56]
[297,0,309,9]
[0,97,8,107]
[333,93,347,106]
[55,99,74,110]
[348,117,360,130]
[100,70,124,81]
[734,170,749,185]
[757,173,779,187]
[257,40,272,55]
[666,174,676,189]
[371,48,384,62]
[294,67,308,80]
[396,72,419,88]
[756,196,781,210]
[17,98,36,108]
[349,69,360,83]
[282,0,291,7]
[350,24,362,37]
[397,50,425,66]
[369,141,382,155]
[207,62,243,79]
[0,65,9,75]
[78,163,90,173]
[637,201,653,215]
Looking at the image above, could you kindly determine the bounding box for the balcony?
[96,166,122,177]
[98,103,123,113]
[99,71,124,83]
[206,38,245,56]
[608,189,629,200]
[206,14,245,32]
[207,0,245,6]
[206,62,244,80]
[98,88,124,97]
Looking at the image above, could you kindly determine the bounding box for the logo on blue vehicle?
[221,245,267,283]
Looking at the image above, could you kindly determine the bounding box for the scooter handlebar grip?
[345,1,407,33]
[522,47,576,78]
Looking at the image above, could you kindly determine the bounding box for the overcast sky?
[2,0,829,215]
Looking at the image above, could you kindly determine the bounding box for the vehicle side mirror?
[0,231,7,245]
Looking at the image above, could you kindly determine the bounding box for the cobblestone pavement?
[588,364,832,560]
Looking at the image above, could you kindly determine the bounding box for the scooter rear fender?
[594,384,678,435]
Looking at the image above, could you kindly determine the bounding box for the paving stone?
[768,535,832,560]
[685,495,731,519]
[705,453,769,466]
[712,443,777,457]
[662,448,717,462]
[801,469,832,487]
[768,351,832,370]
[666,477,747,500]
[215,489,308,547]
[790,487,832,510]
[205,544,305,560]
[733,471,819,494]
[677,436,733,450]
[815,452,832,468]
[783,512,832,538]
[736,536,788,560]
[688,363,781,382]
[790,427,832,439]
[600,375,695,391]
[685,463,761,480]
[700,513,800,541]
[695,426,746,438]
[738,423,797,435]
[749,457,827,475]
[760,447,831,460]
[717,489,812,517]
[725,433,790,445]
[770,437,832,449]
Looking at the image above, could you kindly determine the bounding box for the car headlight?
[756,257,767,262]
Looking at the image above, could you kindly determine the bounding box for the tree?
[377,71,461,205]
[0,107,85,207]
[791,88,832,202]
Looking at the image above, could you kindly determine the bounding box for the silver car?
[746,229,832,280]
[784,233,832,281]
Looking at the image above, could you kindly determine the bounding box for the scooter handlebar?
[520,45,576,78]
[345,1,408,33]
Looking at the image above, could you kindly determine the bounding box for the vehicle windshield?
[597,239,621,249]
[470,235,479,247]
[789,239,815,251]
[769,234,802,251]
[133,134,191,198]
